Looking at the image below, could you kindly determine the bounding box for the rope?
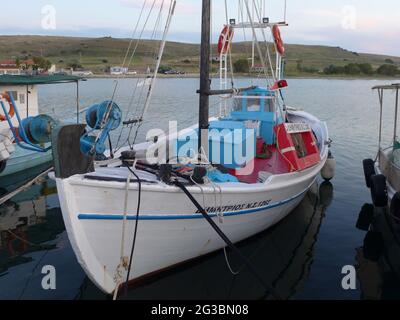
[124,165,142,294]
[173,180,281,300]
[112,173,132,300]
[209,176,241,276]
[243,0,275,85]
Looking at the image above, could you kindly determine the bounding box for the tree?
[344,63,361,75]
[385,58,394,64]
[358,63,373,75]
[377,64,398,76]
[324,65,344,75]
[32,56,52,71]
[67,60,83,70]
[233,59,249,73]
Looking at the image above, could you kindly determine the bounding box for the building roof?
[0,60,17,67]
[0,74,84,86]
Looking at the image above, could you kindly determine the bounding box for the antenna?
[284,0,287,22]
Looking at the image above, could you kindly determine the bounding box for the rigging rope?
[114,0,171,151]
[129,0,177,148]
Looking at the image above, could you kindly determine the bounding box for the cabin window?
[246,95,261,112]
[9,91,18,101]
[19,94,25,104]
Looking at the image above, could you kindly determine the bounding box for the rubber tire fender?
[370,174,388,208]
[363,159,375,188]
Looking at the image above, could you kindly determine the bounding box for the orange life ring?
[0,92,15,122]
[218,25,234,55]
[272,25,285,56]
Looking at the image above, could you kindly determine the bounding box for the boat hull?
[0,144,52,177]
[55,110,330,294]
[56,155,326,294]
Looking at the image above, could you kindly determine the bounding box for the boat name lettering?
[196,200,272,214]
[284,123,311,133]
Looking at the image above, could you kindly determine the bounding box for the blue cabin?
[227,86,281,145]
[175,87,281,169]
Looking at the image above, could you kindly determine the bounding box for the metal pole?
[378,89,383,156]
[198,0,211,160]
[394,88,399,146]
[26,85,29,118]
[76,81,80,124]
[284,0,287,22]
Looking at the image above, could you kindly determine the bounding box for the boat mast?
[198,0,211,159]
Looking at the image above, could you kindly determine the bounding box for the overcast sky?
[1,0,399,56]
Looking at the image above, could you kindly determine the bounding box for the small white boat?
[361,83,400,278]
[52,0,335,295]
[362,83,400,211]
[0,145,52,177]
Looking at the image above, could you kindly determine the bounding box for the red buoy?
[272,25,285,56]
[218,25,234,55]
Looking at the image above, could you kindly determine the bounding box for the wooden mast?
[198,0,211,159]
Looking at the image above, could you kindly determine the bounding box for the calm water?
[1,78,400,300]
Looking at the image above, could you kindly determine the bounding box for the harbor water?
[1,78,400,300]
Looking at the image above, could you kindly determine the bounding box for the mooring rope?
[113,173,132,300]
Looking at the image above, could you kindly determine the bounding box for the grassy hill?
[0,35,399,76]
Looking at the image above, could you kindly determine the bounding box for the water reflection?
[0,167,84,300]
[0,167,334,300]
[356,204,400,300]
[78,181,334,300]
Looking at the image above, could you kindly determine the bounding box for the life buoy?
[0,92,15,122]
[272,25,285,56]
[218,25,234,55]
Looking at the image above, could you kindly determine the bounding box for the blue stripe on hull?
[77,185,310,221]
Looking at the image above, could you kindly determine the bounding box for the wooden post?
[198,0,211,161]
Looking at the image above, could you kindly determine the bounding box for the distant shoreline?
[85,73,400,81]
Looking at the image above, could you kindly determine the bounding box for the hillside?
[0,35,399,76]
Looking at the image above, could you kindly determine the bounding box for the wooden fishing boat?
[51,0,335,295]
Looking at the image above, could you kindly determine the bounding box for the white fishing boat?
[360,83,400,277]
[363,84,400,205]
[0,75,83,177]
[51,0,335,296]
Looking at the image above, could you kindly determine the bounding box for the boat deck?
[230,145,290,184]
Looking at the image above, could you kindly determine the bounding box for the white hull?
[56,111,330,294]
